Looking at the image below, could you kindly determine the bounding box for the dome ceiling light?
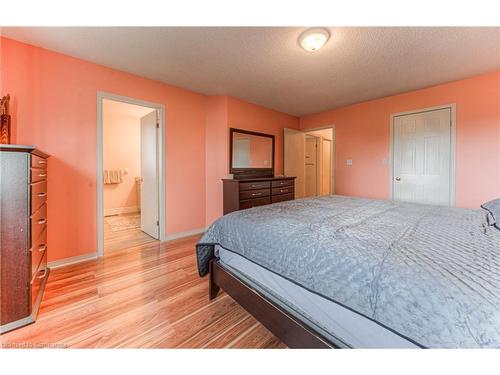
[298,27,330,52]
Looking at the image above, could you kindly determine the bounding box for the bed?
[196,195,500,348]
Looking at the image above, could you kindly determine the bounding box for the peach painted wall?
[102,108,141,212]
[205,96,300,225]
[300,71,500,208]
[205,96,229,226]
[1,37,207,262]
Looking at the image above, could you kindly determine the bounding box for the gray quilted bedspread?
[196,195,500,348]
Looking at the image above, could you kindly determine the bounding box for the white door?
[140,110,159,238]
[284,128,306,198]
[393,108,452,206]
[305,136,318,197]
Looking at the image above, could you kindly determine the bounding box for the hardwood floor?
[0,235,285,348]
[104,213,157,253]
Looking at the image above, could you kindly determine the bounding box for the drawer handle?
[37,192,47,197]
[38,244,47,252]
[251,192,262,196]
[38,160,47,165]
[38,173,47,177]
[280,182,285,185]
[37,219,47,225]
[251,184,261,188]
[37,268,48,279]
[280,189,287,193]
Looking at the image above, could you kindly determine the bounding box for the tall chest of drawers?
[0,145,50,334]
[222,176,296,214]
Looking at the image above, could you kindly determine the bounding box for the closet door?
[284,128,306,198]
[304,136,319,197]
[392,108,452,206]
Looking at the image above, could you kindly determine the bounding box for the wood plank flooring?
[0,235,285,348]
[104,213,156,253]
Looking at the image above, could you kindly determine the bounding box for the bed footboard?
[208,259,335,348]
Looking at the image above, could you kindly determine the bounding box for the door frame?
[96,92,166,257]
[301,125,336,195]
[389,103,456,206]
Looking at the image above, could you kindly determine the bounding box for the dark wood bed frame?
[208,259,338,348]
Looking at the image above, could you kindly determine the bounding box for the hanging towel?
[103,170,123,184]
[103,170,111,184]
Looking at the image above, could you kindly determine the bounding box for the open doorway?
[284,126,335,199]
[97,93,166,256]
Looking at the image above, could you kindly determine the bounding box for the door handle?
[395,177,401,181]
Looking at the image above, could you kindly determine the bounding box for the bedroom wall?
[205,96,229,227]
[300,71,500,208]
[0,36,207,262]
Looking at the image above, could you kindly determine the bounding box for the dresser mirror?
[229,128,275,179]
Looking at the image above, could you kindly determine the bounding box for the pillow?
[481,199,500,230]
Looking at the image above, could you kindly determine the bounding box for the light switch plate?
[346,159,353,166]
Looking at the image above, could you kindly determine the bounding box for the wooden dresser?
[0,145,50,334]
[222,176,296,214]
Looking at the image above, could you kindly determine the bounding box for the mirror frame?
[229,128,275,179]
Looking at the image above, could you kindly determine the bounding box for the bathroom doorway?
[97,93,165,255]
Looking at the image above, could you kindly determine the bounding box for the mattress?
[217,245,418,348]
[197,195,500,348]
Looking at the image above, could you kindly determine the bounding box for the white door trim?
[389,104,456,206]
[96,92,166,257]
[301,125,336,194]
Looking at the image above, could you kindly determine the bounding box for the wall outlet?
[346,159,353,166]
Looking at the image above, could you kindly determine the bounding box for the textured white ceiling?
[2,27,499,116]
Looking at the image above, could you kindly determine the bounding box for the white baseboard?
[104,206,139,217]
[164,227,206,241]
[47,228,204,270]
[48,252,98,269]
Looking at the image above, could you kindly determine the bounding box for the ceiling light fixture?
[298,27,330,52]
